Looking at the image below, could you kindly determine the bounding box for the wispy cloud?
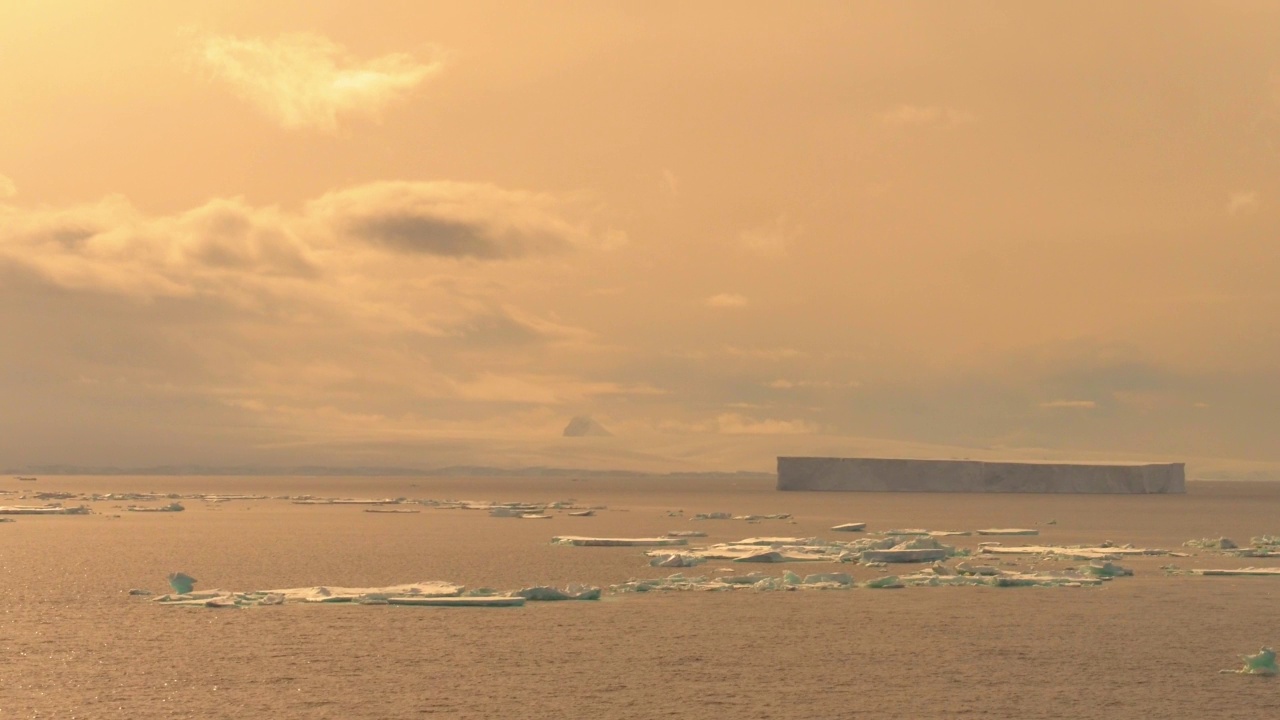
[716,413,818,435]
[1038,399,1097,409]
[1227,191,1258,216]
[739,214,801,257]
[706,293,748,308]
[194,32,444,131]
[881,105,976,127]
[0,174,15,199]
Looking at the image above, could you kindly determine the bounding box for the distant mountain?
[562,416,613,437]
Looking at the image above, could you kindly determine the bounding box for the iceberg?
[167,572,197,594]
[1220,647,1278,676]
[778,456,1185,493]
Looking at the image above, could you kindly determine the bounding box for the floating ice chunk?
[0,504,91,515]
[650,553,704,568]
[801,573,853,586]
[127,502,185,513]
[127,588,153,596]
[865,576,904,589]
[830,523,866,532]
[553,536,688,547]
[567,510,595,517]
[1183,537,1237,550]
[666,531,707,538]
[954,562,999,576]
[513,584,601,601]
[975,528,1039,536]
[1082,561,1133,578]
[1192,567,1280,577]
[692,512,732,521]
[364,508,420,514]
[167,572,197,594]
[861,548,950,563]
[1220,647,1279,676]
[734,537,819,546]
[980,545,1170,560]
[861,536,959,563]
[388,596,526,607]
[733,550,789,563]
[489,507,524,517]
[519,513,553,520]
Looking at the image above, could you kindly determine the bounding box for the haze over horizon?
[2,2,1278,474]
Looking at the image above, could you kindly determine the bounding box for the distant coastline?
[3,464,776,480]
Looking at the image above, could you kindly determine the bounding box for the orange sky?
[1,2,1277,473]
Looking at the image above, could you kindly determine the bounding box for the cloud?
[1227,191,1258,215]
[706,293,748,308]
[194,32,444,131]
[1038,399,1098,409]
[662,169,680,197]
[881,105,976,127]
[0,174,15,199]
[738,214,801,257]
[716,413,818,435]
[767,379,860,390]
[311,181,612,259]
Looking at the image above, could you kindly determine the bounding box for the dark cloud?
[349,214,512,258]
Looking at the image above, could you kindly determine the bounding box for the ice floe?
[649,534,967,564]
[553,536,689,547]
[978,544,1174,560]
[610,566,1109,593]
[975,528,1039,536]
[127,502,185,513]
[150,579,601,608]
[830,523,866,532]
[0,504,90,515]
[1191,567,1280,577]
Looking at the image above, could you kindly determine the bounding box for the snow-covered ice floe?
[975,528,1039,536]
[611,565,1111,593]
[1185,536,1280,557]
[552,536,688,547]
[0,504,91,515]
[648,535,967,564]
[127,502,184,513]
[150,579,600,607]
[978,544,1174,560]
[830,523,866,532]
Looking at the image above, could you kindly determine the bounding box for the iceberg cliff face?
[776,457,1185,494]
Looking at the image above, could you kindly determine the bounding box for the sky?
[1,1,1278,474]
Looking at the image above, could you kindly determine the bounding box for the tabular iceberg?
[777,457,1185,494]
